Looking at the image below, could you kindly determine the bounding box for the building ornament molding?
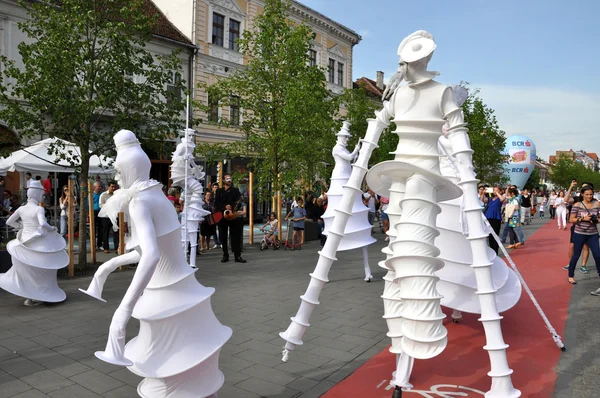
[289,6,360,45]
[327,44,346,63]
[209,0,245,21]
[208,45,244,65]
[327,82,344,95]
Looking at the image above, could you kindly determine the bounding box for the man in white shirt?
[362,187,378,227]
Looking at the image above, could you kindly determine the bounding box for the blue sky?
[299,0,600,160]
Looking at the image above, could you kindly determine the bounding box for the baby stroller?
[259,225,281,250]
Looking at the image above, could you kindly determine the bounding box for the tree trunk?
[77,150,91,268]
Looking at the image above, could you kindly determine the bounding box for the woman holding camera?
[567,186,600,285]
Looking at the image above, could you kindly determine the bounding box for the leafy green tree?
[460,83,507,185]
[0,0,187,266]
[549,154,600,189]
[196,0,338,200]
[340,87,397,170]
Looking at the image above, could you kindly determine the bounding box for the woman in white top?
[549,190,557,219]
[555,190,567,229]
[59,185,69,238]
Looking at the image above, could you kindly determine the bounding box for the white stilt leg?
[391,350,414,389]
[451,309,463,323]
[446,127,520,397]
[362,246,373,282]
[189,231,198,268]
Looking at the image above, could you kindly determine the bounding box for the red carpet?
[324,221,572,398]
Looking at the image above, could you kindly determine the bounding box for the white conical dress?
[322,145,375,251]
[435,138,522,313]
[0,201,67,302]
[122,186,231,398]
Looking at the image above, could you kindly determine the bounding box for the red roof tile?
[144,0,193,46]
[353,77,384,99]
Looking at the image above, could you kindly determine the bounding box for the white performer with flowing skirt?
[80,130,231,398]
[170,131,210,268]
[321,121,376,282]
[0,180,67,306]
[436,133,522,322]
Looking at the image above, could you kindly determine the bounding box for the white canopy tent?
[0,138,114,174]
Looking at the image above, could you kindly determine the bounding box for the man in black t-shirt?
[214,173,246,263]
[563,180,594,273]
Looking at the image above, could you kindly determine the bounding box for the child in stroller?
[260,212,280,250]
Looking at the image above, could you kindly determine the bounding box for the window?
[230,95,240,126]
[337,62,344,86]
[166,71,182,105]
[208,94,219,123]
[328,58,335,83]
[229,19,240,51]
[212,13,225,47]
[309,50,317,67]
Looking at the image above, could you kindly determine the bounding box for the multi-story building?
[549,149,599,171]
[0,0,195,188]
[154,0,362,177]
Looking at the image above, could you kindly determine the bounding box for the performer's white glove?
[104,307,132,363]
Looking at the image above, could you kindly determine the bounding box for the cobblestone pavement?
[0,216,577,398]
[0,231,392,398]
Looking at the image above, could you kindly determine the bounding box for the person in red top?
[43,174,53,206]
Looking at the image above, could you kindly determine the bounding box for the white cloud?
[476,84,600,161]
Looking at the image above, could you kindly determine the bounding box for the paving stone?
[241,363,298,386]
[7,325,50,339]
[20,370,74,393]
[221,354,255,372]
[101,385,139,398]
[0,336,39,352]
[16,346,58,364]
[216,384,261,398]
[42,356,91,378]
[235,377,300,398]
[12,390,49,398]
[78,356,123,374]
[285,376,320,392]
[308,345,357,362]
[30,334,70,349]
[51,344,91,361]
[0,373,32,398]
[107,368,143,387]
[0,356,46,377]
[0,345,20,361]
[0,328,18,340]
[47,384,102,398]
[68,369,125,394]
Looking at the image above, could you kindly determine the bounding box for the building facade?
[189,0,361,147]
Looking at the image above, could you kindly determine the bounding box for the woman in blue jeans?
[568,186,600,285]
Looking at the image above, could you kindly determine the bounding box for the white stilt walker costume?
[80,130,231,398]
[0,180,67,306]
[170,130,210,268]
[281,31,520,398]
[321,121,376,282]
[436,134,522,322]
